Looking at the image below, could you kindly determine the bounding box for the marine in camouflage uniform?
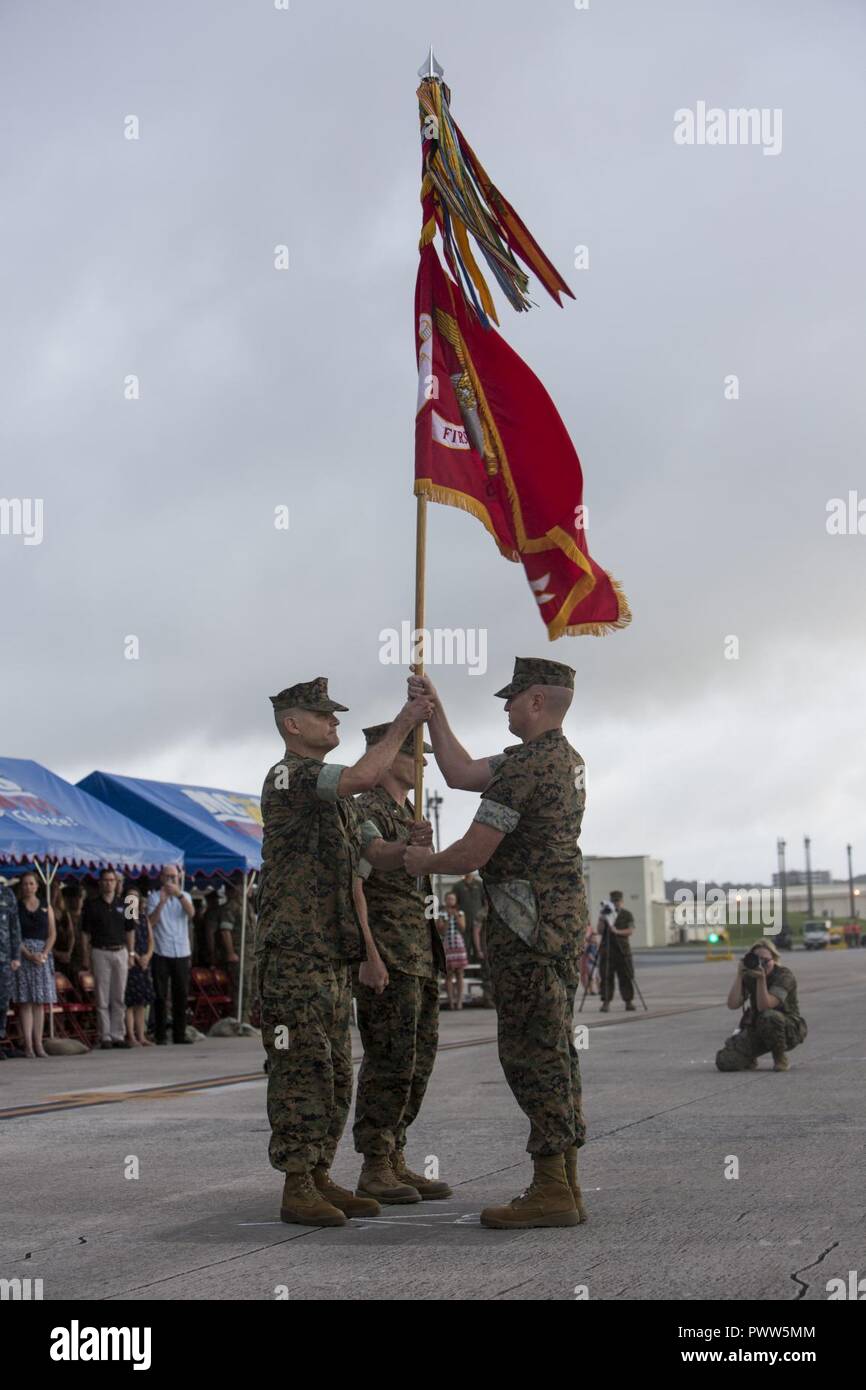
[0,883,22,1049]
[716,952,807,1072]
[257,677,431,1227]
[598,892,636,1010]
[352,723,451,1202]
[404,657,589,1230]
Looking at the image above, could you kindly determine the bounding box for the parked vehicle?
[803,920,830,950]
[774,923,793,951]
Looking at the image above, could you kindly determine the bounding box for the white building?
[779,882,861,919]
[583,855,671,947]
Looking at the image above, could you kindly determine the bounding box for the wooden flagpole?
[412,48,440,832]
[412,493,427,824]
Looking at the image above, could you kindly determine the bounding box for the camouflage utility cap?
[363,722,432,757]
[494,657,576,700]
[270,677,348,713]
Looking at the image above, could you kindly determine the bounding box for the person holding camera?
[598,891,636,1012]
[715,939,807,1073]
[147,864,195,1045]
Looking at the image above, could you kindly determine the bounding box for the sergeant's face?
[392,750,427,782]
[293,709,340,752]
[504,688,533,736]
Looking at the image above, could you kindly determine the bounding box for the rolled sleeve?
[475,799,521,834]
[479,751,537,829]
[357,857,373,881]
[315,762,349,802]
[360,818,383,848]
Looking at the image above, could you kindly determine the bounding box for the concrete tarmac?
[1,947,863,1301]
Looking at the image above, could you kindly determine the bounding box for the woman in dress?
[51,880,77,984]
[439,891,468,1011]
[580,921,600,995]
[63,883,87,988]
[124,889,155,1046]
[13,872,57,1057]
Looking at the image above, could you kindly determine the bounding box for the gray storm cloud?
[1,0,863,883]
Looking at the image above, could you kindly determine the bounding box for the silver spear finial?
[417,46,444,81]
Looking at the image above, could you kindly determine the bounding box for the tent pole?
[34,858,57,1039]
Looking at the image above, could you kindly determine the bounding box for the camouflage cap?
[363,722,432,757]
[269,677,348,713]
[494,656,576,700]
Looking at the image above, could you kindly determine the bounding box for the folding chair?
[190,967,222,1028]
[54,973,93,1047]
[1,1005,21,1055]
[210,968,233,1019]
[76,971,100,1044]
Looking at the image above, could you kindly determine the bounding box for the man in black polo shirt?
[81,869,135,1049]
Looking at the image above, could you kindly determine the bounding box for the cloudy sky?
[2,0,864,885]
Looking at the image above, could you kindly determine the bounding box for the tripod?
[579,924,648,1012]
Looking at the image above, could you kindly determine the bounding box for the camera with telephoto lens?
[742,949,763,971]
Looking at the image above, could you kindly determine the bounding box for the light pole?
[804,835,814,918]
[777,837,787,932]
[847,843,856,919]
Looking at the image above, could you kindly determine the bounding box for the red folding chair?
[2,1004,21,1054]
[210,968,233,1018]
[76,971,100,1044]
[190,967,222,1028]
[54,973,93,1046]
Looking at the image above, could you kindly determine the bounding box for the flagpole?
[413,45,440,836]
[412,493,427,824]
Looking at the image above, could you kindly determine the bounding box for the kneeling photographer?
[715,938,807,1073]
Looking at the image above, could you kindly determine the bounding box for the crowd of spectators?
[0,866,257,1057]
[0,868,507,1055]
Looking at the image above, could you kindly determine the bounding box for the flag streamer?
[418,77,575,326]
[414,69,631,641]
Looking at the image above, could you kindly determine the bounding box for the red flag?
[414,242,631,639]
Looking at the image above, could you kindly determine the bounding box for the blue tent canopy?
[78,771,262,877]
[0,757,184,874]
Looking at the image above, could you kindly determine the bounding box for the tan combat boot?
[772,1050,790,1072]
[564,1146,588,1223]
[480,1154,580,1229]
[280,1172,347,1227]
[356,1156,421,1204]
[313,1166,381,1218]
[392,1150,453,1199]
